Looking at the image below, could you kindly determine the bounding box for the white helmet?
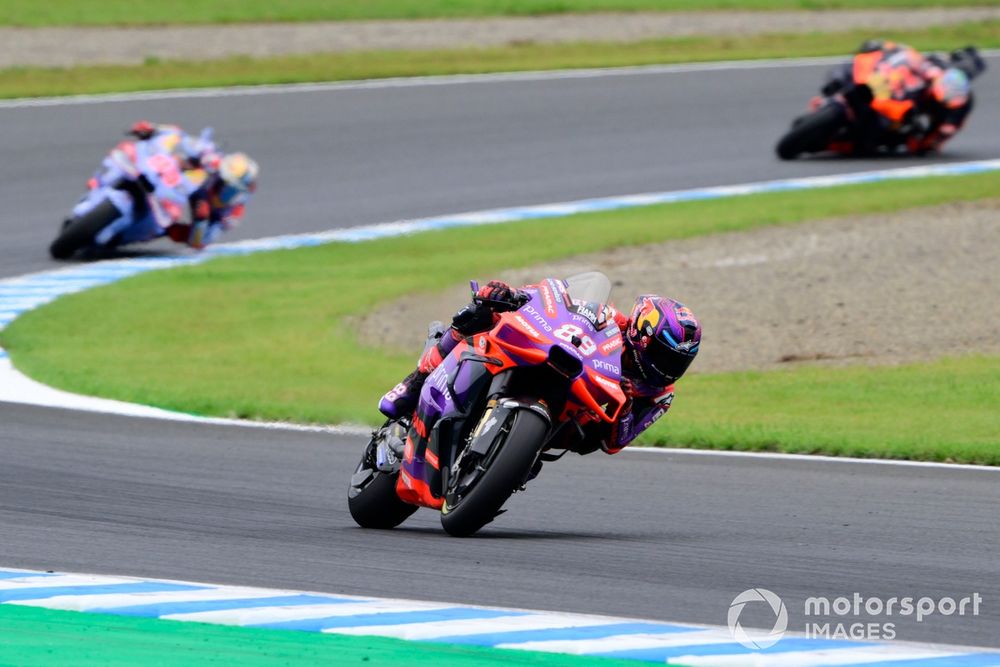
[215,153,259,206]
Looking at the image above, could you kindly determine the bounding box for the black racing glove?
[451,302,494,336]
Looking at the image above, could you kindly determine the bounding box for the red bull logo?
[636,297,661,336]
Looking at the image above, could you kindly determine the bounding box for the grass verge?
[3,172,998,463]
[653,355,999,464]
[0,22,996,99]
[0,603,639,667]
[2,1,997,26]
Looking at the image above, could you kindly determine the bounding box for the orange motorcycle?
[776,44,984,160]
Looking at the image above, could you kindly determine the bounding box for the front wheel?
[440,407,548,537]
[348,424,418,529]
[50,199,121,260]
[775,104,848,160]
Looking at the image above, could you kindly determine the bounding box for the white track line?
[675,645,963,666]
[622,447,1000,472]
[329,613,620,640]
[163,600,451,625]
[1,51,997,109]
[15,586,309,612]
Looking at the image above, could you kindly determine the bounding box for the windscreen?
[565,271,612,304]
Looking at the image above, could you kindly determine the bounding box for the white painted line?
[499,629,735,654]
[625,447,1000,473]
[0,357,359,435]
[164,600,450,625]
[328,612,620,640]
[675,645,961,666]
[0,574,138,590]
[12,586,297,612]
[0,57,863,110]
[2,51,995,109]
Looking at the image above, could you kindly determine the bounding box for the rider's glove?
[476,281,527,313]
[476,280,518,304]
[166,223,190,244]
[452,302,494,336]
[128,120,156,140]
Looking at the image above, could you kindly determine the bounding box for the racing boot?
[374,421,408,473]
[378,369,428,420]
[378,321,453,419]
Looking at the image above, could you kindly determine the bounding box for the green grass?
[3,172,999,463]
[651,356,1000,464]
[2,0,996,26]
[0,603,639,667]
[1,21,996,99]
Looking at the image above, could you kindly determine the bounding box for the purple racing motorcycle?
[349,272,628,537]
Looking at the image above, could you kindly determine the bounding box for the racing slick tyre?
[775,104,847,160]
[49,199,120,260]
[440,408,547,538]
[348,430,418,529]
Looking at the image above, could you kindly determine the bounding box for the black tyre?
[775,104,848,160]
[348,429,418,530]
[49,199,120,260]
[440,408,547,537]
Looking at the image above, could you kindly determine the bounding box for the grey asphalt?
[2,403,998,647]
[2,60,1000,649]
[2,58,998,279]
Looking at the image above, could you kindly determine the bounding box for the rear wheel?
[50,199,120,260]
[348,425,418,529]
[775,104,848,160]
[440,407,548,537]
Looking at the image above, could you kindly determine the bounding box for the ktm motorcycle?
[348,272,627,537]
[775,45,985,160]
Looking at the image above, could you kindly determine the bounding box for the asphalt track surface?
[2,59,999,648]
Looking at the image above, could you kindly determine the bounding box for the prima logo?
[592,358,620,375]
[522,305,553,332]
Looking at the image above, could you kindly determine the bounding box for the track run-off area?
[1,57,999,661]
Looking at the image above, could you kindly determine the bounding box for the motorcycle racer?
[911,66,974,154]
[164,152,259,249]
[70,123,259,252]
[378,280,701,467]
[822,41,980,155]
[126,121,259,248]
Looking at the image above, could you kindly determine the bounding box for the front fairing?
[489,279,627,422]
